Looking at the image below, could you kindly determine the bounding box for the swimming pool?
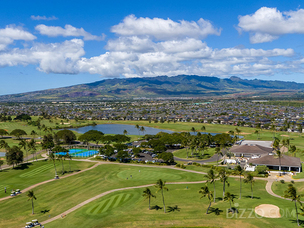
[54,149,99,158]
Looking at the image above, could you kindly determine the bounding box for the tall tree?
[219,168,230,199]
[10,129,27,140]
[135,124,140,135]
[5,146,23,168]
[283,184,301,226]
[276,150,282,172]
[142,187,156,210]
[0,129,8,138]
[0,160,4,170]
[48,152,58,177]
[155,179,168,213]
[205,169,217,203]
[27,190,37,214]
[140,126,146,135]
[243,173,255,199]
[224,192,236,213]
[199,185,213,214]
[235,165,243,199]
[215,147,223,166]
[123,129,128,135]
[18,139,28,163]
[201,125,206,134]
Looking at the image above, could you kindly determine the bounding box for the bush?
[175,163,181,168]
[180,164,186,169]
[280,180,285,184]
[291,180,295,184]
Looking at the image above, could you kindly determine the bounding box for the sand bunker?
[255,204,281,218]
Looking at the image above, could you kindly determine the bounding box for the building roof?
[230,144,272,155]
[240,140,273,148]
[248,155,301,167]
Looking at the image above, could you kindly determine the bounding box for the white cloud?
[0,25,36,50]
[111,15,221,40]
[0,39,84,74]
[30,15,58,21]
[35,24,104,41]
[237,7,304,43]
[77,36,296,78]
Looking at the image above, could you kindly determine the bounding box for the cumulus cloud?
[35,24,105,41]
[77,35,295,78]
[0,39,84,74]
[111,15,221,40]
[0,25,36,50]
[31,15,58,21]
[237,7,304,43]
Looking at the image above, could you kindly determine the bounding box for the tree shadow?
[216,196,223,201]
[151,205,163,210]
[290,219,304,226]
[167,205,181,212]
[209,207,223,215]
[14,163,33,170]
[244,195,260,199]
[41,209,50,214]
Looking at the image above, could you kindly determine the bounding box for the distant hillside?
[1,75,304,101]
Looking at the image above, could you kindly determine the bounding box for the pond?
[0,152,5,157]
[68,124,174,135]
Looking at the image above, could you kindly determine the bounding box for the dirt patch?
[281,135,298,137]
[255,204,281,218]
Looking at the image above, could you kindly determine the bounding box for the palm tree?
[65,152,72,172]
[199,186,213,214]
[219,168,229,199]
[0,140,9,153]
[283,184,301,226]
[224,192,236,213]
[254,130,259,139]
[155,179,168,213]
[201,125,206,134]
[235,128,241,141]
[215,147,223,166]
[243,173,255,199]
[205,169,217,203]
[235,165,243,199]
[48,152,58,177]
[135,124,140,135]
[142,187,156,210]
[123,129,128,135]
[27,190,37,214]
[18,139,28,163]
[30,130,37,139]
[191,127,196,135]
[58,154,65,175]
[140,126,145,135]
[276,150,282,172]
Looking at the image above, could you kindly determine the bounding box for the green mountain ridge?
[1,75,304,101]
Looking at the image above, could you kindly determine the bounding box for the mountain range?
[1,75,304,101]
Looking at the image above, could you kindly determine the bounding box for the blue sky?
[1,0,304,95]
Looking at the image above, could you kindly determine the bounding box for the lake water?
[68,124,174,135]
[0,152,5,157]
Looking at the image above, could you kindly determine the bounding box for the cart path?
[41,180,208,225]
[0,160,209,202]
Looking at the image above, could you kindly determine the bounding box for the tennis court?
[55,149,98,158]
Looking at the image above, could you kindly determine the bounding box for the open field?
[0,163,206,228]
[0,160,94,198]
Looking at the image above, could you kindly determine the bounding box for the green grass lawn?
[272,180,304,196]
[173,148,217,160]
[45,178,301,228]
[0,160,94,198]
[0,163,207,228]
